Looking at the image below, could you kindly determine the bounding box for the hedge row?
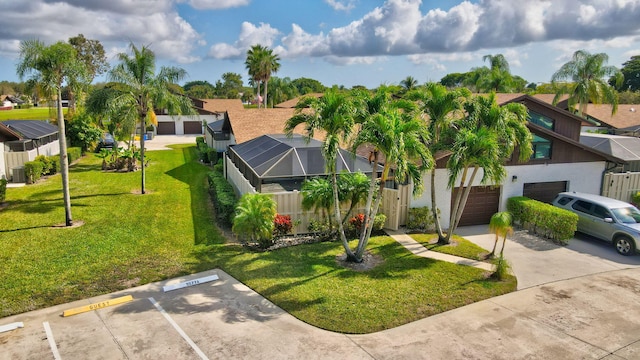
[207,161,237,227]
[196,136,218,164]
[67,147,83,163]
[24,155,60,184]
[0,178,6,202]
[507,196,578,245]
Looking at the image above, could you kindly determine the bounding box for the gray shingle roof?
[1,120,58,139]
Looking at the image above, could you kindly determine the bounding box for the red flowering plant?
[349,213,366,232]
[274,214,293,237]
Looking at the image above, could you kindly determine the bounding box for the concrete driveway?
[143,134,200,151]
[456,225,640,289]
[3,227,640,359]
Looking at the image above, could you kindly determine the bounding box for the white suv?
[552,192,640,256]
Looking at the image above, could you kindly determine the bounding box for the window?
[593,205,611,219]
[531,134,551,160]
[572,200,593,214]
[556,196,573,206]
[529,111,555,130]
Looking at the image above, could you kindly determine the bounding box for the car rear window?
[556,196,573,205]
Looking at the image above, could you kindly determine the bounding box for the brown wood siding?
[183,121,203,134]
[523,181,567,204]
[452,186,500,226]
[157,122,176,135]
[520,99,581,140]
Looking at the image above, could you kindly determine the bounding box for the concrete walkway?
[385,229,495,271]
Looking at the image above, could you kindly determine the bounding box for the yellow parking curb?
[62,295,133,317]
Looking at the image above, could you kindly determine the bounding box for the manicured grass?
[0,107,65,121]
[0,145,516,333]
[410,233,491,261]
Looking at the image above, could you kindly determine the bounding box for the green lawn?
[410,233,492,261]
[0,145,516,333]
[0,107,65,121]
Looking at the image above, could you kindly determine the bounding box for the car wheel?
[614,236,636,256]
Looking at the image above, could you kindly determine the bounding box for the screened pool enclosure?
[227,134,381,193]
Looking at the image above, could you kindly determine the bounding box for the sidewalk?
[385,228,495,271]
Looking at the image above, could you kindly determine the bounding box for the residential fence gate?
[602,172,640,203]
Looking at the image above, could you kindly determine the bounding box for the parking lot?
[0,269,367,360]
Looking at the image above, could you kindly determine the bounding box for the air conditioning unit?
[12,166,25,183]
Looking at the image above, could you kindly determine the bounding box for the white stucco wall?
[0,144,5,180]
[411,161,607,228]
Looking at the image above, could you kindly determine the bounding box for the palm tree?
[352,88,433,261]
[406,83,470,242]
[245,44,280,108]
[488,211,513,258]
[337,171,370,224]
[400,76,418,93]
[285,89,358,260]
[301,177,335,228]
[551,49,623,116]
[86,43,195,194]
[17,39,89,226]
[477,54,514,93]
[445,94,532,243]
[233,193,277,249]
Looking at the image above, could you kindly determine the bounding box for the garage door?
[452,186,500,226]
[523,181,567,204]
[157,122,176,135]
[183,121,203,134]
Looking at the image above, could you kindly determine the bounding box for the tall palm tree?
[445,94,532,243]
[352,88,433,260]
[488,211,513,258]
[285,89,358,260]
[477,54,514,93]
[17,39,89,226]
[86,43,195,194]
[551,49,623,116]
[407,83,470,242]
[245,44,280,108]
[400,76,418,93]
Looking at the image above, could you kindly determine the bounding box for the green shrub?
[47,156,60,175]
[406,206,438,232]
[632,191,640,206]
[0,178,6,202]
[196,136,205,145]
[24,161,44,184]
[34,155,53,175]
[207,171,237,227]
[67,147,82,163]
[66,113,103,152]
[206,148,218,164]
[373,213,387,231]
[308,219,332,240]
[213,158,224,173]
[507,196,578,244]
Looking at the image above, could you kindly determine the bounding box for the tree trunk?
[263,79,268,109]
[256,82,261,109]
[333,172,355,261]
[431,169,445,242]
[488,234,498,258]
[57,87,72,226]
[140,113,146,194]
[446,166,479,242]
[356,162,388,260]
[499,234,507,256]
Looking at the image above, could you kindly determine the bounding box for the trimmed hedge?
[406,206,438,232]
[507,196,578,245]
[207,162,237,227]
[0,178,6,202]
[24,161,44,184]
[67,147,82,163]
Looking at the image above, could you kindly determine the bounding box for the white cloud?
[184,0,250,10]
[325,0,356,12]
[209,22,281,59]
[324,55,382,65]
[0,1,204,64]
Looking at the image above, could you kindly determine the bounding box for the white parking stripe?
[148,297,209,360]
[43,321,62,360]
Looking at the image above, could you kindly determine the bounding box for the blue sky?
[0,0,639,89]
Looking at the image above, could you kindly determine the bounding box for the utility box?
[12,166,25,183]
